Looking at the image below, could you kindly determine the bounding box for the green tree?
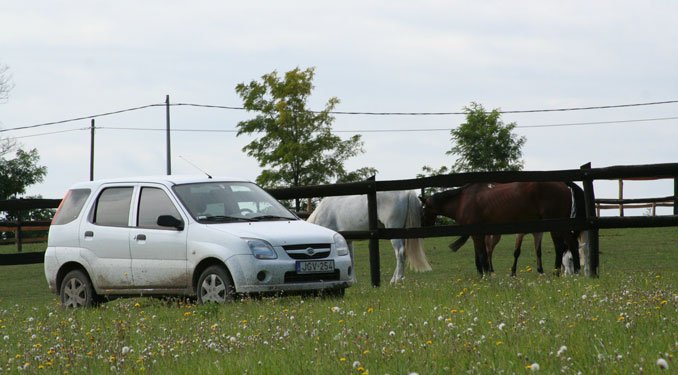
[1,64,47,200]
[419,102,526,214]
[235,67,376,209]
[0,148,47,201]
[448,102,525,172]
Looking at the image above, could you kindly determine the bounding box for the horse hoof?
[390,277,404,284]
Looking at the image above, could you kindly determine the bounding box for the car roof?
[67,175,251,189]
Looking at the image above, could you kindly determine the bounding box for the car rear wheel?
[60,270,96,308]
[197,265,234,304]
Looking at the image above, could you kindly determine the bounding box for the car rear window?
[52,189,91,225]
[94,187,134,227]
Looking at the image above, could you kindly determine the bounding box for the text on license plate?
[296,260,335,274]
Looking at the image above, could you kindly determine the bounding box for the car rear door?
[129,184,189,289]
[79,185,134,289]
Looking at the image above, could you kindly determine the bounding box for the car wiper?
[199,215,255,222]
[249,215,296,221]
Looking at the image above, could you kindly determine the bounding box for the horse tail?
[404,191,432,272]
[306,199,323,224]
[566,181,590,272]
[566,181,587,236]
[449,235,470,252]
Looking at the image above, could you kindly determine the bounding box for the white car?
[44,176,355,307]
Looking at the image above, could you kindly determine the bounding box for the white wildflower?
[656,358,669,370]
[530,362,540,371]
[556,345,567,357]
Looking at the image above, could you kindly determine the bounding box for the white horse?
[307,190,432,284]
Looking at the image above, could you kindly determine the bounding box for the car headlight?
[333,233,350,256]
[246,239,278,260]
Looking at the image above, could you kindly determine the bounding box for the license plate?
[296,260,335,274]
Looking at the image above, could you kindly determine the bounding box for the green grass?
[0,228,676,374]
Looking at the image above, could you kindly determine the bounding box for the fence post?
[15,214,22,253]
[366,176,380,287]
[674,177,678,216]
[618,179,624,217]
[580,163,599,277]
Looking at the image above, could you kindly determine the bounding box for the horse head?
[419,195,438,227]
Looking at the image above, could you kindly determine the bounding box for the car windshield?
[173,181,297,223]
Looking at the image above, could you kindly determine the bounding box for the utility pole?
[90,119,95,181]
[166,95,172,175]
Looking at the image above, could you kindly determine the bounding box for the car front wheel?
[196,265,234,304]
[60,270,96,308]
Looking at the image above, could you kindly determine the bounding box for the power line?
[516,116,678,128]
[84,115,676,134]
[3,114,676,140]
[8,127,89,139]
[173,100,678,115]
[2,99,677,133]
[0,104,163,133]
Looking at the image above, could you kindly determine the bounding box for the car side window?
[93,187,134,227]
[137,187,182,229]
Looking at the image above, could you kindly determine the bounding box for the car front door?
[130,185,188,289]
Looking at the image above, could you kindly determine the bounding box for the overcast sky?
[1,1,677,213]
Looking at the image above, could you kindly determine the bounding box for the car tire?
[60,270,96,308]
[196,265,234,304]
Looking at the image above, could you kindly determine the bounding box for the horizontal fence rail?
[2,163,676,281]
[1,199,60,264]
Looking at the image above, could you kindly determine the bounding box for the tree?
[447,102,526,172]
[0,148,47,201]
[235,67,376,209]
[418,101,526,211]
[0,65,47,203]
[0,64,13,104]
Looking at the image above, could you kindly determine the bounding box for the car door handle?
[135,234,147,241]
[84,231,94,238]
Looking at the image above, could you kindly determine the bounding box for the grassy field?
[0,227,676,374]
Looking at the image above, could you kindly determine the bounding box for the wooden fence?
[595,178,675,216]
[1,163,677,285]
[0,199,60,265]
[269,162,678,286]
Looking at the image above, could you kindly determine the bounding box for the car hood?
[205,220,338,246]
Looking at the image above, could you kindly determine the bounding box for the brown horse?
[420,181,584,276]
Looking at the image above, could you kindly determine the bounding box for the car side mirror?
[157,215,184,230]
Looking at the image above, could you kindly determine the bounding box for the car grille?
[284,269,341,283]
[283,243,331,259]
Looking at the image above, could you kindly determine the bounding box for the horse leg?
[510,233,524,276]
[578,230,590,276]
[550,232,567,276]
[390,239,406,284]
[564,232,581,274]
[485,235,500,274]
[472,235,490,276]
[533,232,544,274]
